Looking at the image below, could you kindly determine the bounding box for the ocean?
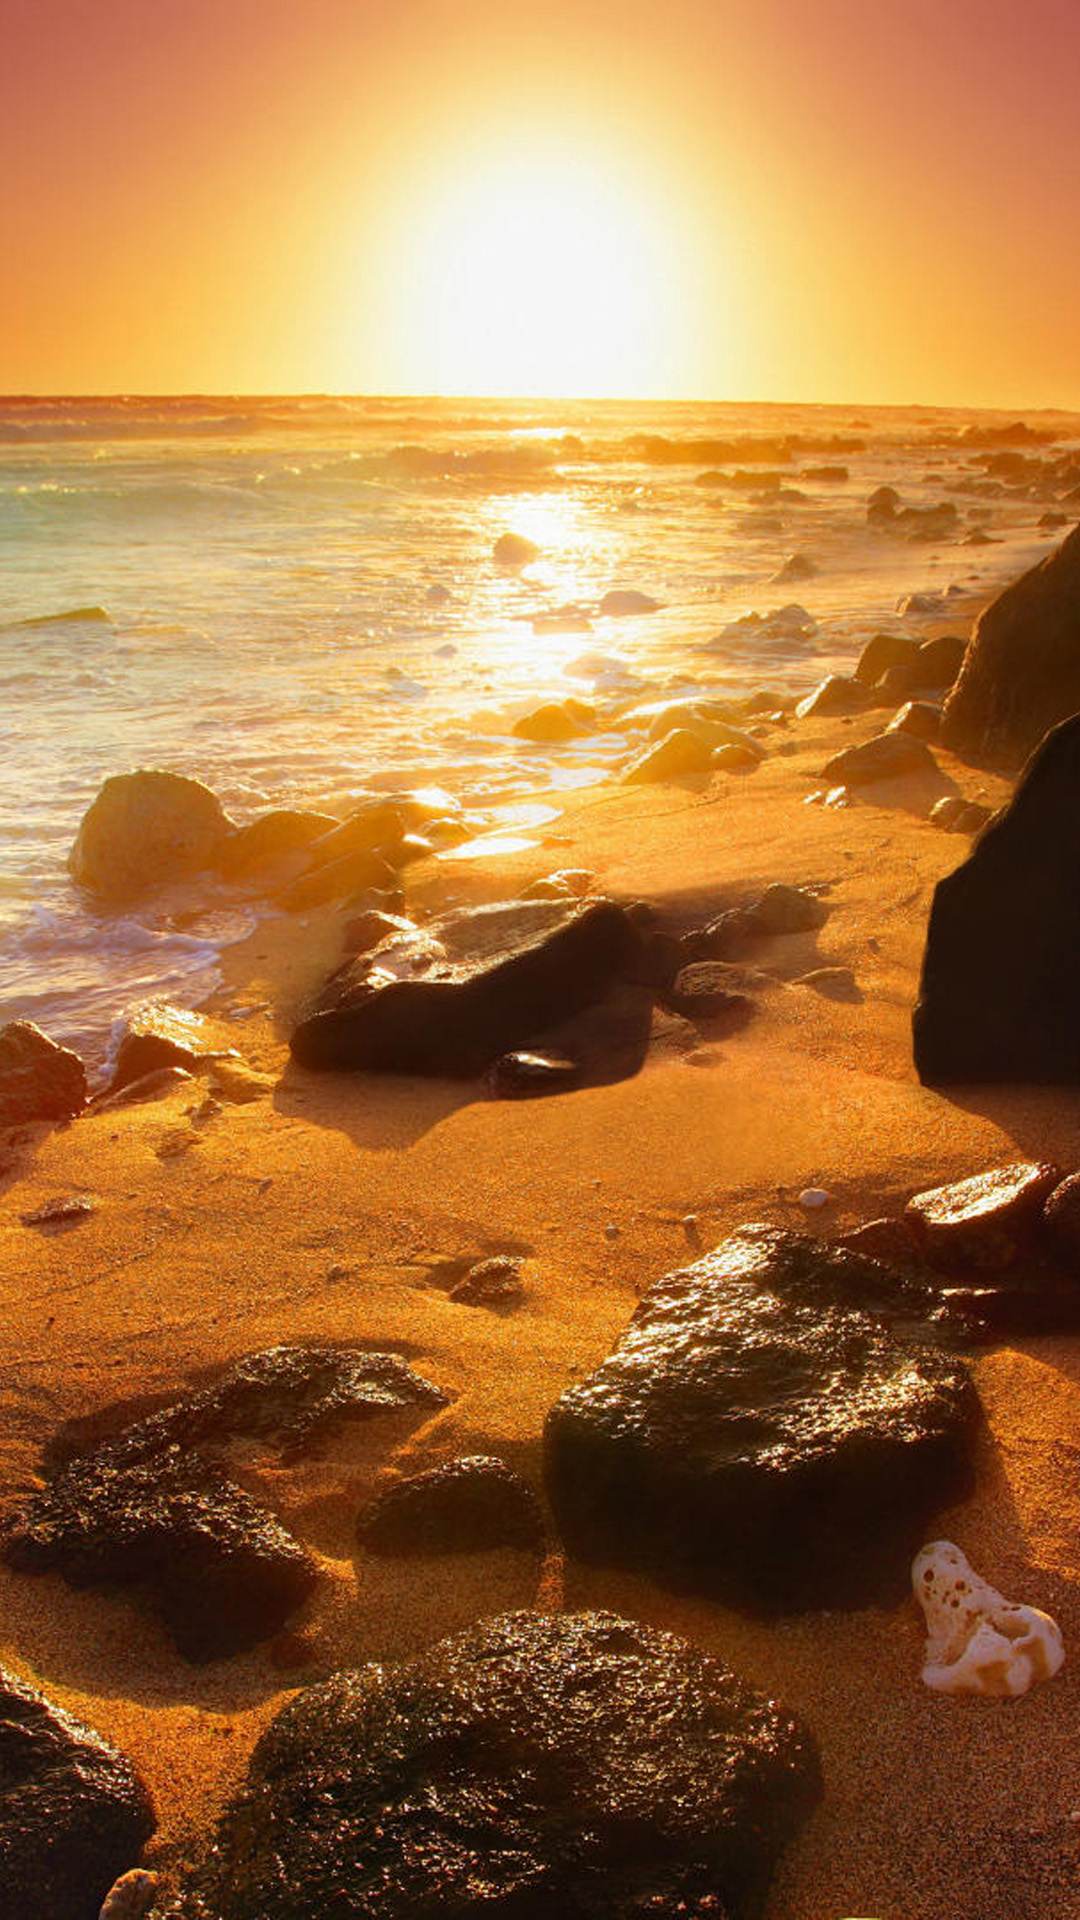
[2,392,1075,1072]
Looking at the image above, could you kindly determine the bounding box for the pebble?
[798,1187,831,1210]
[98,1871,159,1920]
[604,1222,621,1239]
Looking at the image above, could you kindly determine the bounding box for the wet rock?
[772,551,818,583]
[153,1609,821,1920]
[358,1456,544,1554]
[916,634,965,688]
[887,700,941,742]
[855,631,922,686]
[0,1666,155,1920]
[449,1255,525,1307]
[866,484,901,527]
[795,674,871,719]
[290,900,643,1078]
[928,795,970,830]
[905,1162,1062,1267]
[1043,1172,1080,1263]
[217,809,337,882]
[4,1346,445,1660]
[493,531,540,566]
[941,523,1080,765]
[69,770,234,901]
[913,714,1080,1081]
[487,1049,581,1097]
[513,700,594,744]
[836,1215,926,1266]
[622,728,716,782]
[0,1020,87,1127]
[276,845,398,913]
[543,1226,978,1610]
[109,1002,233,1094]
[599,587,661,615]
[822,732,938,785]
[341,908,416,955]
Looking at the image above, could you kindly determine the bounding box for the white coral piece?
[912,1540,1064,1697]
[98,1869,159,1920]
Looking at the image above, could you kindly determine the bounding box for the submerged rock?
[543,1226,978,1611]
[357,1456,544,1554]
[913,714,1080,1082]
[0,1666,155,1920]
[290,900,643,1078]
[152,1610,821,1919]
[69,770,233,901]
[512,700,594,744]
[0,1019,87,1127]
[941,523,1080,765]
[493,531,540,566]
[913,1541,1064,1697]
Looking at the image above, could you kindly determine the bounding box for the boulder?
[916,634,965,689]
[622,728,715,783]
[822,732,938,785]
[512,701,594,744]
[493,531,540,566]
[599,588,661,615]
[0,1667,155,1920]
[217,809,337,882]
[109,1002,233,1094]
[543,1226,978,1610]
[69,770,233,900]
[855,631,922,686]
[913,714,1080,1082]
[152,1610,821,1919]
[941,524,1080,765]
[357,1456,544,1554]
[887,700,942,742]
[0,1020,87,1127]
[795,674,871,719]
[290,900,643,1077]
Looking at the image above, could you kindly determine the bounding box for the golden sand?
[2,709,1077,1919]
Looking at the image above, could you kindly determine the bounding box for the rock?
[713,740,761,770]
[913,714,1080,1081]
[797,1187,830,1210]
[913,1541,1064,1697]
[290,900,643,1077]
[305,801,409,864]
[742,882,829,935]
[915,634,965,688]
[493,531,540,566]
[1043,1173,1080,1264]
[0,1020,87,1126]
[887,700,941,742]
[877,661,922,703]
[276,845,398,913]
[836,1216,926,1265]
[822,732,938,785]
[622,728,715,782]
[0,1667,155,1920]
[795,966,861,1001]
[867,484,901,527]
[855,632,922,686]
[543,1226,978,1610]
[358,1456,544,1554]
[905,1162,1062,1267]
[487,1049,581,1097]
[644,708,762,757]
[795,675,871,719]
[340,908,416,955]
[90,1066,194,1111]
[217,809,337,882]
[69,770,233,901]
[99,1871,160,1920]
[21,1194,95,1228]
[152,1610,821,1919]
[940,524,1080,765]
[772,552,818,582]
[3,1346,444,1660]
[599,588,661,615]
[928,795,969,830]
[207,1060,275,1104]
[109,1002,233,1094]
[512,701,594,744]
[449,1255,525,1307]
[663,965,754,1025]
[953,801,992,833]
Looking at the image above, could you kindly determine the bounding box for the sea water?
[2,393,1075,1068]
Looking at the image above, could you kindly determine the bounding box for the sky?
[3,0,1080,404]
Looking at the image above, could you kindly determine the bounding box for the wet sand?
[2,705,1078,1920]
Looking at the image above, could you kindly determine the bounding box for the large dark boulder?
[913,713,1080,1083]
[69,770,234,900]
[543,1226,978,1611]
[290,900,644,1076]
[0,1020,87,1126]
[4,1346,445,1660]
[941,522,1080,765]
[0,1666,155,1920]
[151,1610,821,1920]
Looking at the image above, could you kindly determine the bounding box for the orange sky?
[4,0,1079,404]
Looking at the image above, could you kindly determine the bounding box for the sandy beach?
[4,682,1080,1919]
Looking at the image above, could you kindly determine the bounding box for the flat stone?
[0,1667,155,1920]
[68,770,233,901]
[357,1456,544,1554]
[543,1226,978,1610]
[109,1002,233,1094]
[663,965,755,1025]
[822,732,938,785]
[0,1020,88,1127]
[795,966,861,1001]
[154,1610,821,1919]
[905,1162,1063,1267]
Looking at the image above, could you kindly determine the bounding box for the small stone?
[449,1256,525,1307]
[795,967,861,1001]
[795,675,871,720]
[599,587,661,615]
[798,1187,830,1210]
[21,1195,95,1228]
[604,1222,620,1239]
[742,883,829,936]
[98,1868,160,1920]
[887,700,941,742]
[929,796,969,830]
[109,1002,234,1094]
[487,1050,581,1098]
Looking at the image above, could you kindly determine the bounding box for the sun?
[373,141,695,400]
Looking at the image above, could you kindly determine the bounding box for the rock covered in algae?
[0,1666,154,1920]
[543,1226,979,1611]
[913,1540,1065,1697]
[150,1609,821,1919]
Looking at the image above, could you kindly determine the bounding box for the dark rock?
[835,1216,926,1265]
[290,900,643,1078]
[622,728,715,782]
[4,1346,445,1660]
[358,1456,544,1554]
[915,634,965,688]
[1043,1173,1080,1264]
[905,1162,1062,1267]
[663,966,754,1026]
[152,1609,821,1920]
[855,632,922,686]
[543,1225,978,1610]
[0,1667,155,1920]
[487,1049,582,1097]
[68,770,233,901]
[795,674,871,719]
[109,1002,233,1094]
[513,701,594,744]
[941,524,1080,766]
[822,732,938,785]
[928,795,969,830]
[0,1020,87,1127]
[867,485,901,527]
[1039,509,1068,530]
[599,588,661,615]
[913,714,1080,1081]
[952,801,992,833]
[449,1256,525,1307]
[741,882,829,936]
[493,532,540,566]
[887,700,942,742]
[217,809,337,881]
